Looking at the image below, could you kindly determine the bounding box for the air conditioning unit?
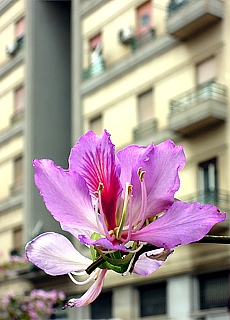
[6,41,18,56]
[118,26,134,45]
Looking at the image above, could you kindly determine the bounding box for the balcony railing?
[170,81,227,115]
[131,28,156,52]
[133,118,158,143]
[180,190,229,212]
[83,57,105,80]
[168,81,228,136]
[167,0,190,15]
[83,28,157,80]
[167,0,224,39]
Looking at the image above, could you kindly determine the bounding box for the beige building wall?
[0,0,25,262]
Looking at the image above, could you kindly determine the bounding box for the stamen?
[137,167,146,182]
[122,253,136,276]
[116,183,132,239]
[132,170,148,232]
[68,269,100,286]
[120,192,133,243]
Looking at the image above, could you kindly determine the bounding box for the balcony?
[133,118,158,143]
[181,189,229,230]
[168,81,228,137]
[82,28,159,82]
[167,0,224,39]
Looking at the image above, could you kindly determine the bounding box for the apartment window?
[89,115,103,135]
[138,89,153,124]
[138,282,167,317]
[13,227,23,251]
[15,17,25,39]
[90,291,112,319]
[14,155,23,188]
[199,271,229,310]
[89,33,104,76]
[198,158,217,204]
[197,57,216,85]
[137,1,152,35]
[14,86,24,112]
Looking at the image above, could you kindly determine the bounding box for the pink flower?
[26,130,225,308]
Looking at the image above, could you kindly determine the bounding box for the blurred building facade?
[0,0,229,319]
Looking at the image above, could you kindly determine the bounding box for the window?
[15,17,25,39]
[197,57,216,85]
[12,226,23,253]
[199,271,229,310]
[137,1,152,35]
[89,33,104,76]
[90,291,112,319]
[89,114,103,135]
[138,282,167,317]
[138,89,153,124]
[14,86,24,112]
[198,158,217,204]
[13,156,23,192]
[11,86,24,123]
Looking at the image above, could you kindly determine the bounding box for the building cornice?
[0,50,24,80]
[0,194,23,215]
[0,0,14,15]
[80,0,110,17]
[0,121,24,146]
[80,35,179,96]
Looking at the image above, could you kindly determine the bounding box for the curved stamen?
[120,192,133,243]
[68,269,100,286]
[71,270,87,276]
[132,168,148,232]
[116,183,132,239]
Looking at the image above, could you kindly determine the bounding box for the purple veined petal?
[131,201,226,248]
[25,232,92,275]
[61,223,93,240]
[78,235,129,252]
[131,140,186,220]
[117,144,149,187]
[133,248,173,276]
[64,269,107,307]
[33,159,99,233]
[69,130,122,230]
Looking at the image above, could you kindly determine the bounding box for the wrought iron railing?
[83,28,157,80]
[133,118,158,142]
[167,0,190,15]
[83,57,105,80]
[169,81,228,115]
[131,28,156,52]
[180,190,229,212]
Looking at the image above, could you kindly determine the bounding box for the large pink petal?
[25,232,92,275]
[117,144,148,187]
[133,248,173,276]
[132,140,186,218]
[64,269,107,307]
[131,201,226,248]
[33,159,99,233]
[69,130,122,230]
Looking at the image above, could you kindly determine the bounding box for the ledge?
[0,0,14,14]
[81,35,179,96]
[0,49,24,79]
[80,0,110,17]
[0,121,24,146]
[0,193,23,214]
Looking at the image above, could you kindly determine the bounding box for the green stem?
[195,235,230,245]
[85,235,230,275]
